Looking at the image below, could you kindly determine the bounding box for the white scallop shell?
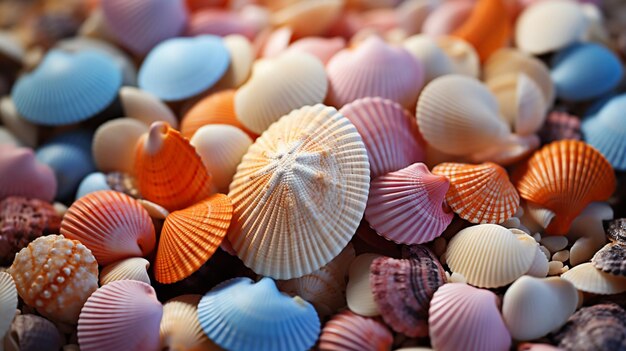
[99,257,151,286]
[92,118,148,173]
[119,86,178,129]
[561,262,626,295]
[346,253,381,317]
[0,272,18,343]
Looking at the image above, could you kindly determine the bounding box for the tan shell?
[212,34,254,90]
[160,295,219,351]
[436,36,480,78]
[568,202,612,266]
[99,257,151,286]
[271,0,344,38]
[0,97,38,148]
[561,262,626,295]
[346,253,381,317]
[92,118,148,173]
[592,243,626,277]
[119,86,178,129]
[0,272,17,342]
[138,199,169,220]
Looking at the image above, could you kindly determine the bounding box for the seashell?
[187,9,257,39]
[101,0,187,55]
[154,194,232,284]
[0,144,56,202]
[235,51,327,135]
[539,111,581,144]
[0,97,38,148]
[451,0,511,61]
[561,262,626,294]
[592,243,626,276]
[257,26,293,58]
[396,0,435,36]
[339,97,426,179]
[161,295,219,351]
[99,257,151,286]
[469,133,539,166]
[515,0,587,55]
[0,272,17,341]
[138,199,169,220]
[0,127,20,146]
[514,140,616,235]
[551,303,626,351]
[416,75,510,156]
[11,50,122,126]
[287,37,345,65]
[346,253,381,317]
[568,202,612,266]
[228,104,370,279]
[582,94,626,170]
[605,218,626,244]
[119,86,178,129]
[366,163,453,244]
[502,276,578,340]
[436,36,480,78]
[318,311,393,351]
[105,172,141,199]
[9,235,99,324]
[370,246,446,337]
[61,190,156,266]
[134,122,214,212]
[75,172,111,199]
[429,283,512,351]
[526,246,550,277]
[446,224,538,288]
[138,36,230,101]
[212,34,254,90]
[550,43,623,102]
[271,0,343,38]
[432,162,520,224]
[422,0,473,36]
[403,34,455,84]
[92,118,148,174]
[4,314,63,351]
[77,280,163,351]
[197,277,320,351]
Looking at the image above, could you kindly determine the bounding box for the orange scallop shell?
[433,162,519,224]
[134,122,214,212]
[514,140,616,235]
[154,194,233,284]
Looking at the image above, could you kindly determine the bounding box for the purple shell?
[551,303,626,351]
[538,111,582,144]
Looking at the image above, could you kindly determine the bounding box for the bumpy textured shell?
[605,218,626,244]
[370,246,446,337]
[593,243,626,276]
[0,144,57,202]
[538,111,582,144]
[4,314,63,351]
[433,162,519,224]
[228,104,370,279]
[160,295,219,351]
[514,140,616,235]
[9,235,99,324]
[319,311,393,351]
[99,257,151,286]
[551,303,626,351]
[0,272,17,342]
[561,262,626,295]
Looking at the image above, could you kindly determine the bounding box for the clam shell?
[605,218,626,244]
[92,118,148,173]
[592,243,626,276]
[4,314,63,351]
[61,190,156,266]
[197,277,320,351]
[561,262,626,295]
[154,194,233,284]
[551,303,626,351]
[539,111,581,144]
[429,283,512,351]
[187,9,257,39]
[346,253,381,317]
[502,276,578,340]
[234,51,327,135]
[0,272,17,341]
[366,163,453,244]
[432,162,520,224]
[514,140,616,235]
[370,246,446,337]
[286,36,346,64]
[9,235,99,324]
[213,34,254,90]
[228,104,370,279]
[446,224,538,288]
[0,97,38,148]
[326,36,424,110]
[319,311,393,351]
[134,122,214,212]
[582,94,626,170]
[99,257,151,286]
[161,295,219,351]
[119,86,178,129]
[75,172,111,199]
[0,144,56,202]
[271,0,343,37]
[339,97,426,179]
[77,280,163,351]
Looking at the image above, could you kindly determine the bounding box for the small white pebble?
[548,261,564,275]
[541,236,568,253]
[552,250,570,262]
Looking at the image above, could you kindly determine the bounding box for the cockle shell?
[4,314,63,351]
[582,94,626,171]
[514,140,616,235]
[234,51,327,135]
[429,283,512,351]
[446,224,537,288]
[271,0,344,38]
[346,253,381,317]
[326,36,424,110]
[526,246,550,278]
[605,218,626,244]
[257,26,293,58]
[198,277,320,351]
[433,162,519,224]
[61,190,156,266]
[228,104,370,279]
[396,0,435,36]
[539,111,581,144]
[134,122,214,212]
[154,194,233,284]
[286,37,346,64]
[9,235,99,324]
[0,145,56,202]
[592,243,626,276]
[561,262,626,295]
[366,163,453,244]
[77,280,163,351]
[99,257,150,286]
[160,295,219,351]
[92,118,148,173]
[551,303,626,351]
[0,272,17,342]
[318,311,393,351]
[119,86,178,129]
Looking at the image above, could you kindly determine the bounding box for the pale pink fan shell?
[422,0,473,36]
[257,27,293,58]
[187,9,258,40]
[0,144,56,202]
[286,37,346,64]
[319,311,393,351]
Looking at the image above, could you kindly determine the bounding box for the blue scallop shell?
[582,94,626,171]
[551,43,623,102]
[76,172,111,199]
[197,277,320,351]
[11,49,122,126]
[138,35,230,101]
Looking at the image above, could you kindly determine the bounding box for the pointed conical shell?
[271,0,343,38]
[339,97,426,179]
[446,224,538,288]
[429,283,512,351]
[228,104,370,279]
[160,295,219,351]
[235,51,327,135]
[319,311,393,351]
[61,190,156,265]
[4,314,63,351]
[514,140,616,235]
[92,118,149,173]
[366,163,453,244]
[592,243,626,276]
[0,272,17,341]
[561,262,626,295]
[99,257,150,286]
[119,86,178,129]
[77,280,163,351]
[154,194,232,284]
[0,144,57,202]
[433,162,519,224]
[134,122,214,212]
[346,253,381,317]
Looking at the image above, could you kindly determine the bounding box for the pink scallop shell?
[326,36,424,110]
[429,283,512,351]
[422,0,474,36]
[319,311,393,351]
[77,280,163,351]
[286,37,346,64]
[0,144,56,202]
[187,9,257,40]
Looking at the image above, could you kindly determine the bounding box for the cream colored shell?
[0,272,18,344]
[271,0,344,38]
[119,86,178,129]
[436,36,480,78]
[403,35,455,84]
[160,295,220,351]
[526,246,549,278]
[92,118,148,173]
[99,257,151,286]
[561,262,626,295]
[213,35,254,90]
[346,253,381,317]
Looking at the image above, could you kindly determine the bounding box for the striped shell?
[0,272,17,341]
[561,262,626,295]
[160,295,219,351]
[319,311,393,351]
[99,257,151,286]
[592,243,626,276]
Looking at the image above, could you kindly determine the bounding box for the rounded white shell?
[561,262,626,295]
[0,272,18,342]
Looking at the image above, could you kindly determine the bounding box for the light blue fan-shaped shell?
[197,277,320,351]
[582,93,626,171]
[11,49,122,126]
[551,43,623,102]
[76,172,111,199]
[138,35,230,101]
